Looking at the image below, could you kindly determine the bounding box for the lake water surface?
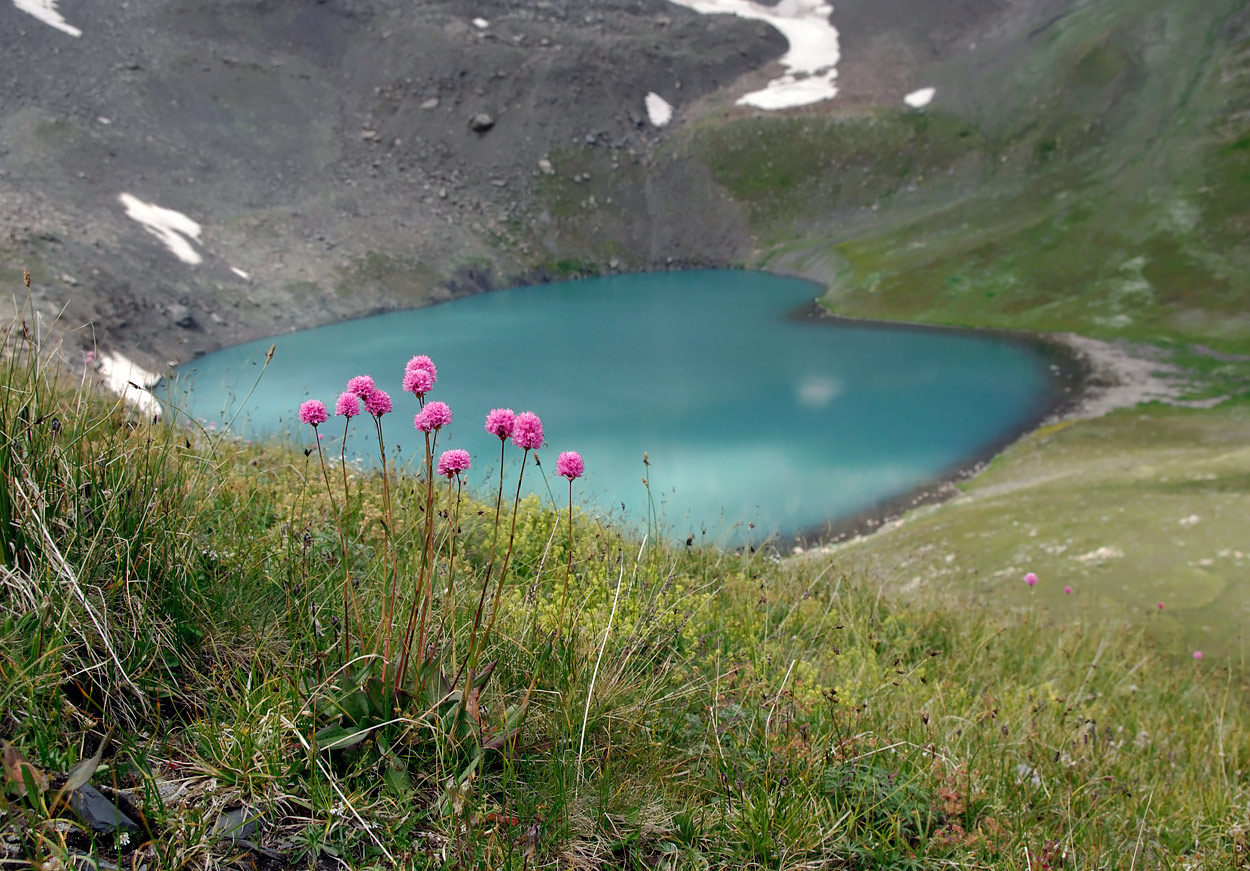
[169,271,1063,544]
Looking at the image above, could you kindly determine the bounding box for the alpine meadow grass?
[2,278,1248,869]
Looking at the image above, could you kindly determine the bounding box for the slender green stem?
[374,415,400,669]
[442,474,462,674]
[558,478,574,639]
[313,430,351,662]
[461,439,507,685]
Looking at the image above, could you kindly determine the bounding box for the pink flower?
[402,367,434,397]
[1158,602,1165,610]
[336,392,361,418]
[1064,586,1072,594]
[485,408,516,440]
[415,400,452,433]
[299,399,328,426]
[1024,572,1038,587]
[347,375,375,398]
[1193,650,1204,660]
[556,451,584,480]
[511,411,543,450]
[405,355,438,382]
[437,448,472,478]
[364,389,392,417]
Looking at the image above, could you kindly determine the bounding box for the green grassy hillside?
[2,302,1249,869]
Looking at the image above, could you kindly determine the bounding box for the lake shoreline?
[787,303,1193,553]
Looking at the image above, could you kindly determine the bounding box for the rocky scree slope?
[2,0,1119,368]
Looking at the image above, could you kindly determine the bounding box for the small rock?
[490,178,507,187]
[360,129,381,142]
[60,272,78,286]
[609,258,620,270]
[169,304,195,328]
[438,188,448,199]
[538,158,554,175]
[420,97,440,110]
[70,785,139,834]
[468,113,495,133]
[209,312,225,325]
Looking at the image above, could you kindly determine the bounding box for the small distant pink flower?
[485,408,516,440]
[437,448,472,478]
[299,399,328,426]
[1193,650,1204,660]
[1024,572,1038,587]
[402,367,434,397]
[511,411,543,450]
[415,400,452,433]
[365,389,392,417]
[1158,602,1165,610]
[405,355,437,382]
[556,451,584,480]
[1064,586,1072,594]
[336,392,361,418]
[347,375,375,398]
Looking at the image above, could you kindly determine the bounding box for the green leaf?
[315,725,372,751]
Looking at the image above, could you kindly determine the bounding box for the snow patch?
[667,0,840,110]
[645,92,674,127]
[96,352,163,419]
[12,0,81,37]
[904,87,935,108]
[118,193,203,265]
[231,267,250,280]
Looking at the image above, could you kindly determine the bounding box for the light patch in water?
[118,193,203,265]
[797,375,842,408]
[231,267,251,280]
[667,0,839,109]
[645,92,674,126]
[12,0,81,37]
[97,352,163,419]
[904,87,936,108]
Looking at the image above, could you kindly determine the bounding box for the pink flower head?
[414,400,452,433]
[402,366,435,397]
[364,388,392,417]
[485,408,516,440]
[336,392,361,418]
[511,411,543,450]
[437,448,472,478]
[347,375,375,398]
[1158,602,1165,610]
[299,399,328,427]
[1024,572,1038,587]
[556,451,584,480]
[1064,586,1072,594]
[405,355,438,382]
[1193,650,1204,660]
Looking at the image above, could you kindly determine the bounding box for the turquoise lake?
[168,270,1063,545]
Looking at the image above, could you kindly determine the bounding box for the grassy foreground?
[2,315,1249,870]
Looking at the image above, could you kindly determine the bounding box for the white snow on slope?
[645,92,674,126]
[904,87,936,108]
[667,0,839,110]
[118,193,203,265]
[12,0,81,37]
[96,352,163,419]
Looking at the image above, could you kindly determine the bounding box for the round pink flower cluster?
[336,391,361,418]
[415,401,452,433]
[403,367,434,397]
[1023,572,1038,587]
[437,448,472,478]
[346,375,375,398]
[364,388,392,417]
[485,408,516,440]
[299,399,328,427]
[556,451,584,480]
[511,411,543,450]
